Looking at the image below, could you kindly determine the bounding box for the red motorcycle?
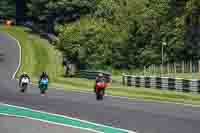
[95,82,107,100]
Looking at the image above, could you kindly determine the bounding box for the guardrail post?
[135,76,141,87]
[175,78,183,91]
[140,76,145,87]
[150,76,156,88]
[122,74,125,86]
[132,76,136,86]
[127,76,132,86]
[182,79,190,92]
[190,80,198,92]
[198,80,200,93]
[161,77,168,89]
[145,77,151,88]
[168,78,176,90]
[156,77,162,89]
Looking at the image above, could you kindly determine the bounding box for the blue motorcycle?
[39,78,48,94]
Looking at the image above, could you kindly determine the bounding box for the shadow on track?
[0,53,5,62]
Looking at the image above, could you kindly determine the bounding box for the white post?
[161,45,164,75]
[186,60,188,73]
[160,64,162,77]
[167,63,170,76]
[182,61,184,73]
[190,60,192,73]
[174,62,176,78]
[161,42,167,76]
[199,60,200,73]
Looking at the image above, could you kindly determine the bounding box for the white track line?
[5,33,22,80]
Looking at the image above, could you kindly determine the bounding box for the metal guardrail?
[122,75,200,93]
[78,70,111,83]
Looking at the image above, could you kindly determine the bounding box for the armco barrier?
[123,75,200,93]
[182,79,190,92]
[127,76,132,86]
[135,77,141,87]
[156,77,162,89]
[168,78,176,90]
[162,77,168,89]
[145,77,151,88]
[78,70,111,83]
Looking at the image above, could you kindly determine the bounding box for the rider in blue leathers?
[39,72,49,94]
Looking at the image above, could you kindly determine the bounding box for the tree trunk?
[16,0,26,24]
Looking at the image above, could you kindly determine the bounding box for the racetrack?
[0,115,94,133]
[1,32,200,133]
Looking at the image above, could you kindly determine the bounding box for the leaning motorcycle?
[95,82,107,100]
[20,77,29,93]
[39,78,48,94]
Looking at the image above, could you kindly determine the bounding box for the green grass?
[0,25,64,83]
[1,25,200,105]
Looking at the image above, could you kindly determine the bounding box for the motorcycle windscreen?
[21,78,29,83]
[41,79,48,84]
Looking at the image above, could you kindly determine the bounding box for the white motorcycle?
[20,77,30,93]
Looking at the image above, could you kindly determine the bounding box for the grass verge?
[0,25,64,83]
[1,25,200,105]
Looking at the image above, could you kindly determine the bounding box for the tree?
[27,0,97,32]
[27,0,200,70]
[16,0,27,23]
[0,0,16,19]
[57,17,124,70]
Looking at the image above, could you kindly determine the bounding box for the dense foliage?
[55,0,200,69]
[1,0,200,70]
[0,0,15,18]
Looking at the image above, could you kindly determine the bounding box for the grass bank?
[1,25,200,105]
[0,25,64,82]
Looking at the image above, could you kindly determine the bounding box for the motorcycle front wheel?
[40,84,48,94]
[96,89,104,100]
[20,83,28,93]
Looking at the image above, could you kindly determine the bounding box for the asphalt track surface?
[1,32,200,133]
[0,115,94,133]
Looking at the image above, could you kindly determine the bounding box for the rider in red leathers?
[94,73,105,93]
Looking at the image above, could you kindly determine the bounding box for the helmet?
[98,73,103,77]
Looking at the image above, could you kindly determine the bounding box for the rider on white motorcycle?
[19,72,30,87]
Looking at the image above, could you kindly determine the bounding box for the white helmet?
[98,73,103,77]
